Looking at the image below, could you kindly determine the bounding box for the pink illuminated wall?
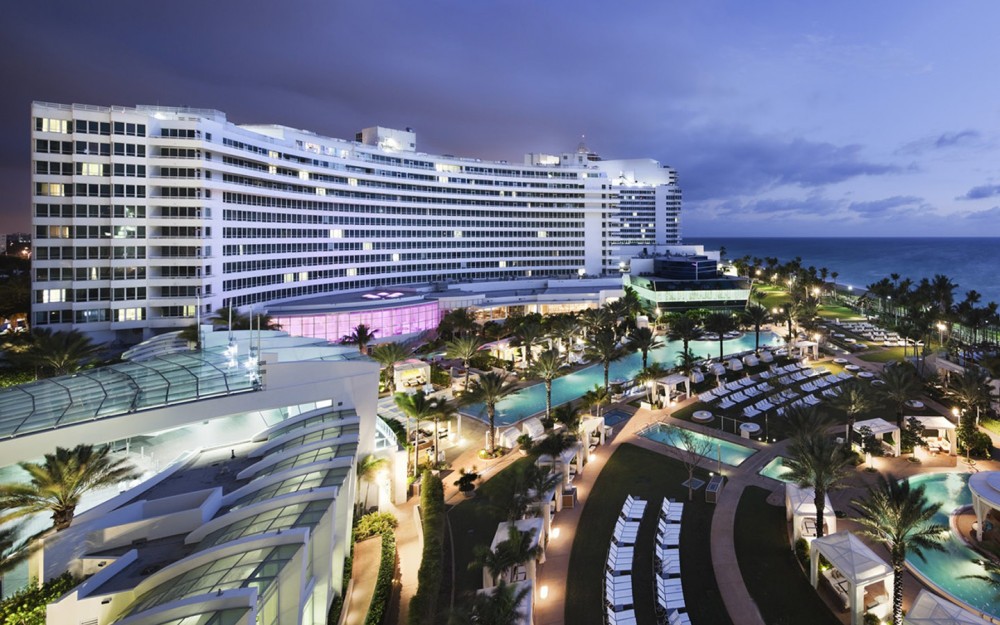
[274,302,442,342]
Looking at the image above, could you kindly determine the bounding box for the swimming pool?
[905,473,1000,618]
[602,409,633,427]
[463,331,784,425]
[758,456,793,483]
[638,423,757,467]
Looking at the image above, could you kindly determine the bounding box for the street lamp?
[936,322,946,347]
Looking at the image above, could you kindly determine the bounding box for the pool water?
[759,456,793,483]
[602,409,632,427]
[639,423,757,467]
[463,331,783,426]
[905,473,1000,618]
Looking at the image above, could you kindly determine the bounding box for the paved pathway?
[343,537,381,625]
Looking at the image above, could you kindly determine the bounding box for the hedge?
[354,512,399,542]
[327,551,353,625]
[0,573,79,625]
[364,531,397,625]
[408,470,445,625]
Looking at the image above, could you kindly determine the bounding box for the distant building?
[4,232,30,258]
[625,250,751,312]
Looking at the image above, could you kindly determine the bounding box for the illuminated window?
[348,178,358,186]
[392,253,400,262]
[316,188,326,196]
[363,242,373,251]
[36,118,70,134]
[43,289,66,303]
[268,165,277,175]
[537,231,548,238]
[330,229,342,238]
[454,230,462,238]
[268,150,279,159]
[299,171,309,180]
[347,268,357,277]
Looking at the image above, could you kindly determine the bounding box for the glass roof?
[0,350,255,440]
[143,608,249,625]
[264,408,358,440]
[230,467,351,511]
[198,499,332,551]
[255,442,359,479]
[266,426,360,456]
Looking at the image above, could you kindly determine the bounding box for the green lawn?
[565,444,733,625]
[734,486,842,625]
[817,305,858,320]
[857,347,908,363]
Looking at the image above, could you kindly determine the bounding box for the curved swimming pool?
[906,472,1000,618]
[463,331,784,426]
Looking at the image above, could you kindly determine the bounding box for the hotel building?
[30,102,682,344]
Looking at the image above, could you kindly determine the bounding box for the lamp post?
[937,322,946,348]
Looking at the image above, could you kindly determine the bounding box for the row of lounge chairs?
[655,499,690,625]
[606,495,647,625]
[699,361,857,419]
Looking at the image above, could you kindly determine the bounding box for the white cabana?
[968,472,1000,541]
[656,373,691,405]
[708,362,726,376]
[394,358,431,391]
[759,349,774,363]
[496,427,522,450]
[911,415,957,456]
[853,417,901,457]
[785,483,836,543]
[581,415,606,447]
[726,358,744,372]
[743,354,759,367]
[485,518,546,589]
[793,340,819,360]
[529,475,563,539]
[690,370,705,384]
[538,441,585,487]
[810,532,892,625]
[522,417,546,441]
[905,589,993,625]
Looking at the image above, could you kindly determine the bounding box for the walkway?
[342,537,381,625]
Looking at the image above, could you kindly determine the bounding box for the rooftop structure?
[624,249,751,312]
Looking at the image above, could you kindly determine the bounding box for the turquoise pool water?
[638,423,757,467]
[463,331,783,426]
[906,473,1000,618]
[602,409,632,427]
[759,456,793,483]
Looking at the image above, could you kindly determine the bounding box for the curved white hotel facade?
[30,102,682,343]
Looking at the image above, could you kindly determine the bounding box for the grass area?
[857,347,908,363]
[817,305,858,320]
[447,456,536,599]
[754,286,791,311]
[734,486,842,625]
[564,444,733,625]
[982,419,1000,437]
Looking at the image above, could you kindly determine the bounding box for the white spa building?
[30,102,683,344]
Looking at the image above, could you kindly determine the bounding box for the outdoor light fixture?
[540,585,549,599]
[552,527,560,539]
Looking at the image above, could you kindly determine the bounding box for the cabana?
[538,441,586,488]
[581,415,606,448]
[810,531,892,625]
[522,417,546,441]
[529,475,563,539]
[726,358,744,372]
[785,483,836,543]
[853,417,900,457]
[759,349,774,363]
[905,589,993,625]
[656,373,691,406]
[968,472,1000,541]
[394,358,431,392]
[911,415,957,455]
[743,354,759,367]
[708,362,726,377]
[485,518,546,589]
[793,340,819,360]
[496,427,522,451]
[690,369,705,384]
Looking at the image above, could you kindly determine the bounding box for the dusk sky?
[2,1,999,236]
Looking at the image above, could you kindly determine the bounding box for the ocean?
[689,237,1000,306]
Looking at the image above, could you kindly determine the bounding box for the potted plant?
[455,467,480,498]
[516,434,534,455]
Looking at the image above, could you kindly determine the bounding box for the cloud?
[962,206,1000,220]
[846,195,926,216]
[958,184,1000,200]
[897,129,982,155]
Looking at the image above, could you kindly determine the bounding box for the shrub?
[408,470,445,625]
[793,538,809,569]
[0,573,79,625]
[364,532,397,625]
[354,512,399,542]
[327,551,353,625]
[454,467,480,493]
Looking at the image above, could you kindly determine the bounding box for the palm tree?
[581,384,610,419]
[211,306,281,331]
[341,323,378,354]
[675,348,699,380]
[548,315,580,352]
[772,307,794,341]
[531,349,563,422]
[551,403,582,433]
[431,400,458,465]
[636,363,668,404]
[947,368,993,426]
[445,334,483,394]
[703,312,735,361]
[741,305,771,353]
[667,314,701,356]
[438,307,478,341]
[852,474,947,625]
[394,390,441,475]
[369,341,413,393]
[512,321,546,367]
[617,286,644,321]
[585,326,622,391]
[533,430,578,462]
[451,579,531,625]
[878,364,923,428]
[470,525,541,585]
[784,433,852,539]
[20,329,102,377]
[629,326,662,369]
[356,454,388,515]
[825,378,878,444]
[780,404,835,444]
[461,372,517,455]
[0,445,142,531]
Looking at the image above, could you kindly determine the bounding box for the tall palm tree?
[585,326,622,391]
[851,474,947,625]
[675,348,699,380]
[445,334,484,394]
[636,363,668,404]
[533,430,578,463]
[438,307,478,341]
[825,378,878,444]
[551,403,582,433]
[780,404,835,444]
[394,390,441,475]
[629,326,662,369]
[356,454,388,515]
[581,384,610,419]
[741,305,771,353]
[617,286,644,321]
[470,525,541,585]
[878,364,923,428]
[0,445,143,531]
[947,367,994,426]
[667,314,701,356]
[548,315,580,353]
[341,323,378,355]
[531,349,563,422]
[461,372,517,455]
[579,307,613,339]
[512,321,546,367]
[211,306,281,331]
[772,306,794,341]
[703,312,735,361]
[451,579,531,625]
[20,329,102,377]
[783,433,852,539]
[369,341,413,393]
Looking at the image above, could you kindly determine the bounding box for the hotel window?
[35,118,70,134]
[37,183,66,197]
[42,289,66,303]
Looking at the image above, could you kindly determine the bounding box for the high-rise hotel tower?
[31,102,681,342]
